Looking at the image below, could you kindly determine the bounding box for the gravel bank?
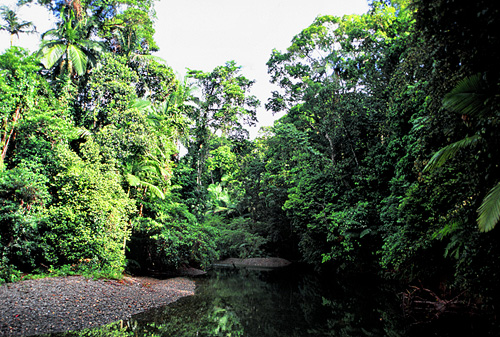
[0,275,196,336]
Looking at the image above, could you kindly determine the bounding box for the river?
[43,265,496,336]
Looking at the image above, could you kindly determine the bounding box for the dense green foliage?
[1,0,500,318]
[0,0,223,281]
[250,0,500,301]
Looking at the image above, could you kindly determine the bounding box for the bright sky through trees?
[152,0,370,137]
[0,0,55,50]
[0,0,370,137]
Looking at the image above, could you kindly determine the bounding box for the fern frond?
[424,134,482,172]
[478,182,500,232]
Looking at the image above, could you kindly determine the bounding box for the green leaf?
[360,228,372,238]
[423,134,481,172]
[478,182,500,232]
[67,44,87,76]
[443,73,488,117]
[146,183,165,200]
[126,173,141,186]
[132,98,152,111]
[39,43,66,70]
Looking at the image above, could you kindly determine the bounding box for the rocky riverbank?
[0,275,195,336]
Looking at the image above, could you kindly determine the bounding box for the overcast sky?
[0,0,370,138]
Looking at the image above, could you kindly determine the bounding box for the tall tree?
[103,7,159,57]
[186,61,259,189]
[20,0,157,43]
[0,48,43,166]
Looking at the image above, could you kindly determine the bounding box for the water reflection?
[40,266,496,337]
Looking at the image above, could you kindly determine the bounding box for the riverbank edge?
[0,275,196,336]
[212,257,292,270]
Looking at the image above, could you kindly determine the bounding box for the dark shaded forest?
[1,0,500,321]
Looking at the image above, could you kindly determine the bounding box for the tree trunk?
[324,132,336,165]
[1,105,21,162]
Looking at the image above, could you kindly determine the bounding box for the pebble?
[0,276,196,336]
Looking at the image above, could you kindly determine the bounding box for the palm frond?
[142,181,165,199]
[478,182,500,232]
[77,128,92,138]
[39,44,66,70]
[132,54,166,64]
[41,28,61,40]
[38,40,63,52]
[67,44,88,76]
[0,5,11,16]
[443,73,488,117]
[17,21,36,33]
[80,39,105,54]
[126,172,166,199]
[424,134,482,172]
[126,173,141,186]
[139,159,164,178]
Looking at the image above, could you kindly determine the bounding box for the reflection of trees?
[47,268,406,337]
[207,305,244,337]
[297,274,406,337]
[44,321,134,336]
[193,268,405,337]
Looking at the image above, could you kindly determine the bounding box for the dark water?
[131,266,402,337]
[48,266,497,337]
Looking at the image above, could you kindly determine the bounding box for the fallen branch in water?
[401,281,472,325]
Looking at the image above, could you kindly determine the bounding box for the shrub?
[41,141,135,274]
[0,165,50,277]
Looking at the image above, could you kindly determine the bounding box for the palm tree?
[37,6,104,78]
[0,5,36,47]
[134,79,194,151]
[124,158,166,200]
[123,157,167,217]
[424,73,500,232]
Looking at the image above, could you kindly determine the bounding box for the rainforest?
[1,0,500,335]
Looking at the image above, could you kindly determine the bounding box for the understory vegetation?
[1,0,500,315]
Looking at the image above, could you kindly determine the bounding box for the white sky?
[0,0,56,51]
[0,0,370,138]
[153,0,369,138]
